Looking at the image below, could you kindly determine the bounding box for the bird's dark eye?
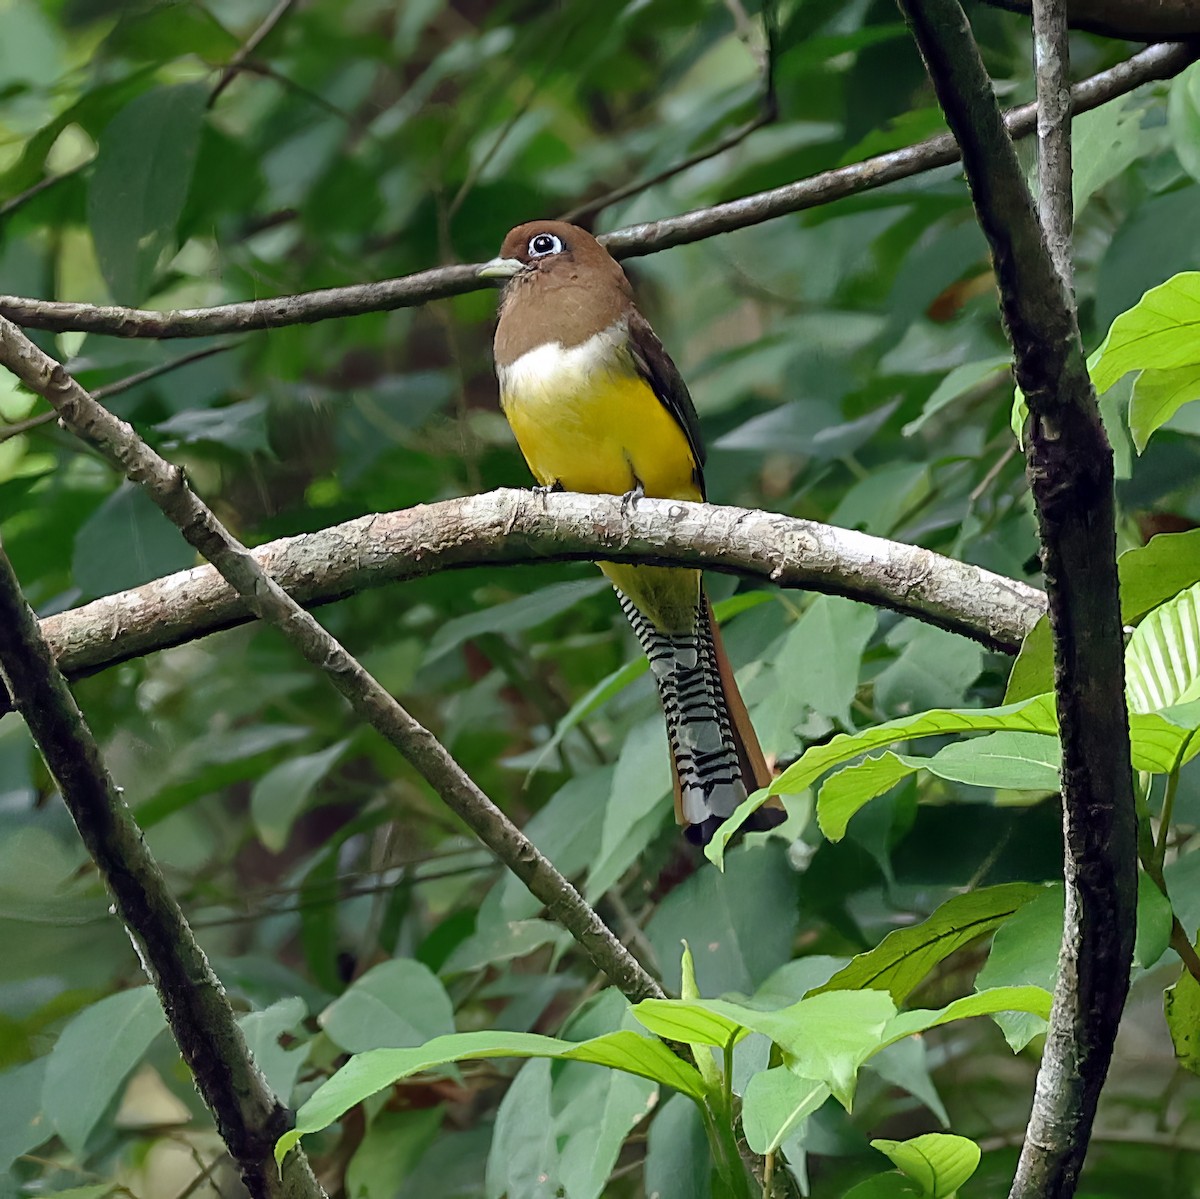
[528,232,563,258]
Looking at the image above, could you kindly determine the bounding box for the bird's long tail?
[615,588,786,845]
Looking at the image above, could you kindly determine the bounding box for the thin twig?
[0,342,238,444]
[0,160,91,222]
[0,540,325,1199]
[562,0,779,223]
[15,489,1049,719]
[0,42,1192,338]
[895,2,1137,1198]
[0,313,663,1006]
[210,0,298,106]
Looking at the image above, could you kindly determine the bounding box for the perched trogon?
[481,220,785,846]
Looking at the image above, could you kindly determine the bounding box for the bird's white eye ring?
[528,232,563,258]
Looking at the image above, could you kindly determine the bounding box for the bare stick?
[0,42,1191,338]
[0,540,326,1199]
[895,2,1137,1197]
[18,490,1046,717]
[0,313,663,1006]
[210,0,298,105]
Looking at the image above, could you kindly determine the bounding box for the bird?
[480,220,786,846]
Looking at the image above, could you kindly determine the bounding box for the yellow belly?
[500,370,701,502]
[499,357,703,633]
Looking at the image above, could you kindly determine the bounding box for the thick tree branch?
[0,43,1192,338]
[19,491,1045,714]
[897,3,1137,1198]
[981,0,1200,39]
[0,313,663,1010]
[0,540,325,1199]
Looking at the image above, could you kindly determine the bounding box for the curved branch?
[0,43,1192,338]
[25,490,1047,703]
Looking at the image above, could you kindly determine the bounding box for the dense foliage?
[2,0,1200,1196]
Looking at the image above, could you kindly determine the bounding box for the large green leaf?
[708,695,1059,861]
[251,739,350,852]
[275,1029,709,1162]
[741,1068,830,1155]
[1129,364,1200,452]
[319,959,455,1054]
[1090,272,1200,395]
[43,987,166,1156]
[1126,582,1200,715]
[812,883,1043,1002]
[88,83,208,304]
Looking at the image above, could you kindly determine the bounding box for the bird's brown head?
[482,221,634,361]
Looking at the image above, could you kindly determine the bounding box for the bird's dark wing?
[627,309,707,495]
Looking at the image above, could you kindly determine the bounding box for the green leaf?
[873,624,984,719]
[809,698,1056,838]
[1168,62,1200,184]
[72,482,197,598]
[1090,272,1200,395]
[882,986,1053,1047]
[813,883,1043,1003]
[700,990,897,1110]
[276,1029,708,1162]
[1129,364,1200,452]
[1071,98,1151,214]
[238,998,309,1104]
[709,695,1061,861]
[320,959,454,1054]
[871,1133,981,1198]
[741,1068,830,1155]
[1010,528,1200,704]
[901,357,1010,437]
[251,740,350,852]
[486,1059,558,1199]
[646,844,798,996]
[88,83,208,304]
[0,1058,48,1172]
[1165,964,1200,1076]
[425,578,608,664]
[907,732,1061,792]
[442,918,570,975]
[1126,582,1200,716]
[346,1108,445,1199]
[866,1036,948,1127]
[43,986,166,1155]
[632,999,749,1049]
[644,1093,712,1199]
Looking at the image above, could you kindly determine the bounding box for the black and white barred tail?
[615,588,786,846]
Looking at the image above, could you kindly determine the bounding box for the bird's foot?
[620,479,645,517]
[532,480,564,506]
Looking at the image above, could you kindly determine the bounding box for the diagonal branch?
[0,42,1192,338]
[0,539,326,1199]
[896,2,1137,1198]
[0,313,663,1009]
[17,490,1046,721]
